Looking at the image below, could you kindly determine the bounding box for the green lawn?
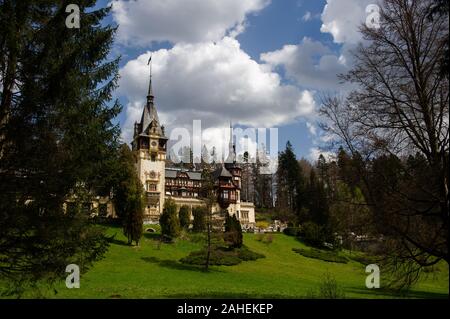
[2,225,448,299]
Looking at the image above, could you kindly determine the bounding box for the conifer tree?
[178,205,191,230]
[224,213,243,248]
[0,0,120,292]
[159,198,180,241]
[192,206,207,232]
[114,144,144,245]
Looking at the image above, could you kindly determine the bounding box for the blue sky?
[95,0,372,161]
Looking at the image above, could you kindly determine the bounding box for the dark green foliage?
[192,206,207,232]
[347,253,380,265]
[276,142,305,221]
[159,198,180,240]
[299,221,327,248]
[235,247,265,261]
[115,145,144,245]
[180,247,264,266]
[178,205,191,230]
[0,0,119,291]
[180,249,242,266]
[292,248,348,264]
[223,213,243,248]
[305,169,330,229]
[283,227,301,237]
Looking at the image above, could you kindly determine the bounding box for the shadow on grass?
[346,287,449,299]
[141,256,223,273]
[143,233,161,241]
[106,233,130,246]
[164,292,297,299]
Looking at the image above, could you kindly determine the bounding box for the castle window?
[151,154,156,162]
[146,181,157,192]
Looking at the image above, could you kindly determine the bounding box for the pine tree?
[114,144,144,245]
[275,141,305,224]
[224,213,243,248]
[159,198,180,241]
[0,0,120,292]
[192,206,207,232]
[178,205,191,230]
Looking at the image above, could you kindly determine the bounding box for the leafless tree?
[320,0,448,288]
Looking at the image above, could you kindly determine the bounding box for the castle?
[131,64,255,228]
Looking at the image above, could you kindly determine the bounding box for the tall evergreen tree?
[159,198,180,241]
[224,213,243,248]
[178,205,191,230]
[276,141,305,224]
[192,206,207,232]
[0,0,120,292]
[114,144,144,245]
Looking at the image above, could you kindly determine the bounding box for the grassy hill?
[2,225,448,299]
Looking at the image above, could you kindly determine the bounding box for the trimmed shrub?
[192,206,207,232]
[236,247,265,261]
[178,205,191,229]
[180,247,265,266]
[180,249,242,266]
[347,253,379,265]
[292,248,348,263]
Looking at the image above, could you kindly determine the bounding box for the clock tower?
[132,59,168,221]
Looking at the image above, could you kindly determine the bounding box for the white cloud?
[118,37,316,143]
[302,11,312,22]
[261,37,349,91]
[320,0,376,44]
[306,122,317,136]
[110,0,270,45]
[307,147,334,162]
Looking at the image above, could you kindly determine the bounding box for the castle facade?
[131,69,255,228]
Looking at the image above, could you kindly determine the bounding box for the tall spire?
[229,121,233,150]
[226,121,236,164]
[147,55,154,104]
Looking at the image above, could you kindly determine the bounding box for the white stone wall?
[137,149,166,217]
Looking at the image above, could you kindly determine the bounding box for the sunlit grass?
[1,225,448,299]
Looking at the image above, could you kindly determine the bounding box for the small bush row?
[292,248,348,264]
[180,246,265,266]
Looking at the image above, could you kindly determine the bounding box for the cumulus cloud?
[110,0,270,45]
[261,37,349,91]
[118,37,316,143]
[320,0,377,44]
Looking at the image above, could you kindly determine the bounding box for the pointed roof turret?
[147,55,154,105]
[133,55,166,139]
[225,121,236,164]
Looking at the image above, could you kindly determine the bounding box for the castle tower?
[224,123,242,216]
[132,56,168,221]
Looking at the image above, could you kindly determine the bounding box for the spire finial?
[147,54,154,102]
[229,120,233,147]
[228,120,236,164]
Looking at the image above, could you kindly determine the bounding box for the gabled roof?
[165,168,202,181]
[213,166,233,179]
[187,171,202,180]
[139,103,162,136]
